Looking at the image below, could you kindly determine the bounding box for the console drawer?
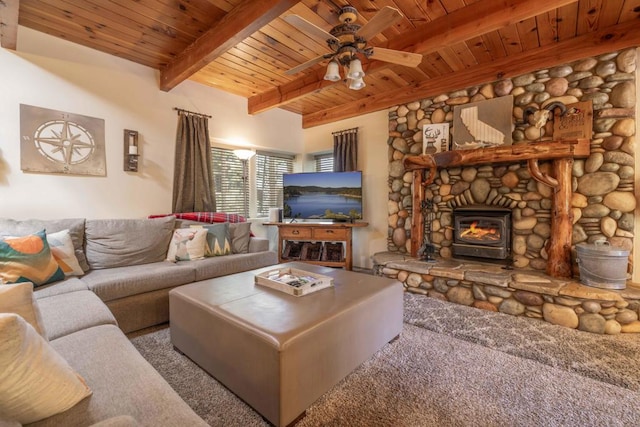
[280,227,312,239]
[313,227,348,240]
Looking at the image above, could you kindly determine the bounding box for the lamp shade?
[347,58,364,79]
[233,149,256,160]
[323,60,341,82]
[348,77,366,90]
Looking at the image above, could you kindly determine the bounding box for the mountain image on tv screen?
[283,171,363,221]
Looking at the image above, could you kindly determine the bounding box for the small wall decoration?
[423,123,450,154]
[552,100,593,140]
[452,96,513,150]
[20,104,106,175]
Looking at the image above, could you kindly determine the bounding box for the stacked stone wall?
[387,49,637,273]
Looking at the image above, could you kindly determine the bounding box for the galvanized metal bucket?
[576,240,629,290]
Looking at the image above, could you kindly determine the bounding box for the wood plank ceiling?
[3,0,640,128]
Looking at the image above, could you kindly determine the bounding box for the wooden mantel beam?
[0,0,20,50]
[404,139,590,173]
[160,0,301,92]
[302,19,640,128]
[247,0,578,115]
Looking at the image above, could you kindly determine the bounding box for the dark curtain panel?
[332,128,358,172]
[172,112,215,213]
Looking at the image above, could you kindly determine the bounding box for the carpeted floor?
[130,294,640,426]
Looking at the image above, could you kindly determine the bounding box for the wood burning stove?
[452,207,511,261]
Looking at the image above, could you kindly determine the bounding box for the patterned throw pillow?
[191,223,231,257]
[0,230,64,287]
[46,229,84,277]
[165,228,208,262]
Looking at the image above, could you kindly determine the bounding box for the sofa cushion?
[0,218,88,272]
[229,222,251,254]
[46,229,84,277]
[0,282,46,338]
[0,231,65,287]
[81,262,195,302]
[184,251,278,282]
[85,217,175,269]
[165,228,207,262]
[36,291,117,341]
[34,278,89,300]
[28,324,207,427]
[89,415,140,427]
[0,313,92,425]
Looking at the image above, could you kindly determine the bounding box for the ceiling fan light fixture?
[348,77,366,90]
[347,58,364,79]
[324,60,341,82]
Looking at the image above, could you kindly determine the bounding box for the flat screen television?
[282,171,363,221]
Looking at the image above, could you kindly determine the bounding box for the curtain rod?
[332,127,358,136]
[173,107,212,119]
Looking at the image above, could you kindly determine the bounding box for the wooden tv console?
[264,222,368,270]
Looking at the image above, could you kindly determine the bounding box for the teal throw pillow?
[0,230,65,287]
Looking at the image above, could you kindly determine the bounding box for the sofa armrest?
[248,237,269,253]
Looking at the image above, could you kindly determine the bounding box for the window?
[211,147,293,218]
[255,151,294,217]
[211,147,246,215]
[314,152,334,172]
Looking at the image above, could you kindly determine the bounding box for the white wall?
[302,111,390,269]
[0,27,302,222]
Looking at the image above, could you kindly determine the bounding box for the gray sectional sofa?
[0,216,278,426]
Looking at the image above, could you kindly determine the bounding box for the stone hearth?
[373,252,640,335]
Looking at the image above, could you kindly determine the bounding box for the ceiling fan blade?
[370,47,423,67]
[356,6,403,41]
[285,55,329,75]
[283,15,338,43]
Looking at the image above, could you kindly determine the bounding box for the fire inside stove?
[459,220,501,243]
[452,207,511,261]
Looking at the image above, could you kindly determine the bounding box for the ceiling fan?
[283,6,422,89]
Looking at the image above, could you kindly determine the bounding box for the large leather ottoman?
[169,262,403,427]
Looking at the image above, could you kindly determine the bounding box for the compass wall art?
[20,104,106,176]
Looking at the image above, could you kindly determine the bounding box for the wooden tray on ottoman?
[255,267,333,296]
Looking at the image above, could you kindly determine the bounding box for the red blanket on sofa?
[148,212,247,224]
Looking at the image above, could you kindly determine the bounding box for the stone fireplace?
[379,48,640,335]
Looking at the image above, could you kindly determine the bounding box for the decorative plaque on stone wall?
[452,96,513,150]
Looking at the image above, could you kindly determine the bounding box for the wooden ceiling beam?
[302,19,640,128]
[248,0,579,115]
[0,0,19,49]
[159,0,301,92]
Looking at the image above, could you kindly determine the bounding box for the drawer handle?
[326,230,334,233]
[292,230,299,235]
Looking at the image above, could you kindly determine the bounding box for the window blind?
[211,147,246,215]
[255,151,293,217]
[314,152,334,172]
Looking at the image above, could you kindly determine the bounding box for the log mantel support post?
[411,170,425,257]
[538,158,574,278]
